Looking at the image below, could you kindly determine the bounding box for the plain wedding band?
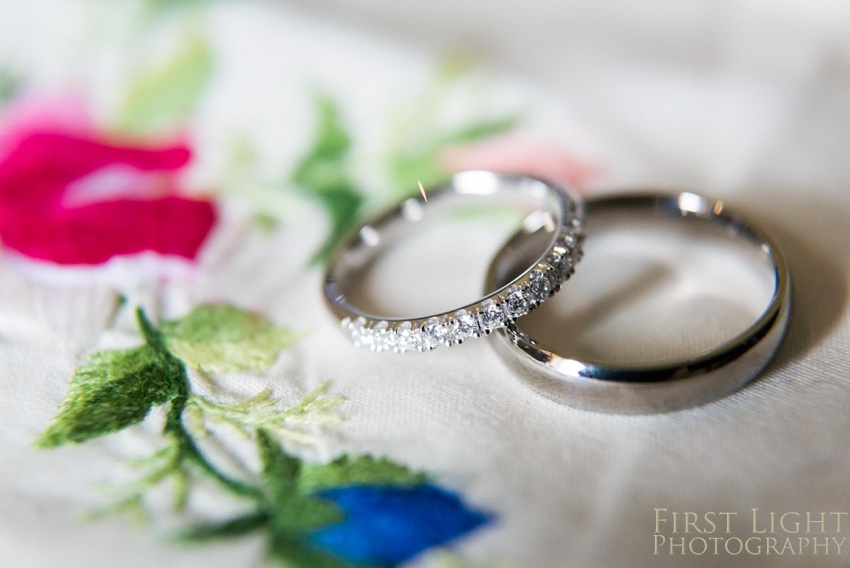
[486,191,792,413]
[323,171,584,352]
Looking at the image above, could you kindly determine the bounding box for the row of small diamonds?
[340,225,584,353]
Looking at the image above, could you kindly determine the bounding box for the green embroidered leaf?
[115,33,213,134]
[292,93,364,264]
[295,94,350,169]
[144,0,207,13]
[440,116,521,145]
[388,115,520,195]
[269,532,351,568]
[258,429,301,501]
[160,304,298,374]
[271,492,342,534]
[308,186,363,264]
[188,383,345,442]
[300,454,429,491]
[36,344,186,448]
[84,494,149,525]
[176,511,271,542]
[0,68,20,105]
[94,441,198,515]
[257,430,342,532]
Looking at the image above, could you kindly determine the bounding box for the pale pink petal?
[440,133,599,189]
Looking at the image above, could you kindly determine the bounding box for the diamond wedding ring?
[323,171,584,352]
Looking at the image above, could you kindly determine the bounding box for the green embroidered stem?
[172,467,190,511]
[138,308,263,501]
[165,393,263,501]
[175,511,273,542]
[136,307,166,351]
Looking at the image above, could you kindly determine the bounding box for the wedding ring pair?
[323,172,791,413]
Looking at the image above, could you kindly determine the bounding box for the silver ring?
[323,171,584,352]
[486,191,791,412]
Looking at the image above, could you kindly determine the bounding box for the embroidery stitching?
[36,305,492,566]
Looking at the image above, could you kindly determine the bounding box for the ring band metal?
[486,191,791,413]
[323,171,584,352]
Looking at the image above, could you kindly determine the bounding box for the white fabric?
[1,1,850,567]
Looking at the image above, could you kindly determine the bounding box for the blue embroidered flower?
[308,484,492,565]
[95,424,494,567]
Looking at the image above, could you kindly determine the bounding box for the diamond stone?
[503,285,529,320]
[569,239,584,263]
[422,317,449,350]
[385,325,400,351]
[395,321,420,353]
[559,233,578,249]
[449,309,478,344]
[349,317,374,349]
[372,321,390,351]
[526,270,552,306]
[547,252,567,286]
[477,299,505,334]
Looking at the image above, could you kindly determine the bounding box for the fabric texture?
[1,1,849,567]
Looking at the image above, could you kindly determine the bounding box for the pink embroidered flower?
[0,97,216,265]
[439,133,598,188]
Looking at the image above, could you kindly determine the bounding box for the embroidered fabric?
[1,2,849,568]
